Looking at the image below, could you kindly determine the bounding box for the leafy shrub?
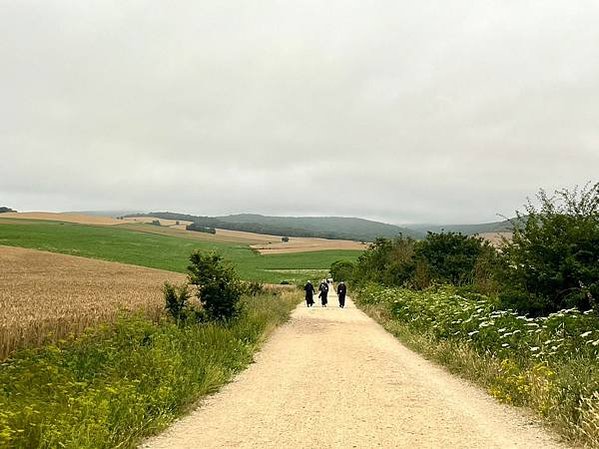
[415,232,494,286]
[351,234,496,289]
[163,282,192,322]
[187,251,243,321]
[281,236,289,242]
[499,183,599,315]
[330,260,356,282]
[353,237,417,286]
[242,281,265,296]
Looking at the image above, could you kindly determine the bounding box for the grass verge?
[0,291,300,449]
[355,285,599,448]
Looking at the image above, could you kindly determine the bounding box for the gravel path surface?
[143,292,569,449]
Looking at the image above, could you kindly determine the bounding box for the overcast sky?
[1,1,598,224]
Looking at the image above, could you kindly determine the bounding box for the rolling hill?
[125,212,423,241]
[409,218,515,235]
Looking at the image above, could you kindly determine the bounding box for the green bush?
[353,237,417,286]
[242,281,265,296]
[351,233,495,289]
[330,260,356,282]
[499,183,599,315]
[187,251,243,321]
[415,232,494,286]
[163,282,192,322]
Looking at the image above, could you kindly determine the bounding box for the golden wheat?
[0,246,185,359]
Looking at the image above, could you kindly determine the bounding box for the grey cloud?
[1,0,598,223]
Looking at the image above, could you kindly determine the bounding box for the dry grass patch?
[121,216,193,227]
[480,231,512,247]
[0,246,185,359]
[1,212,123,226]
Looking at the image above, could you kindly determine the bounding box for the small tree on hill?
[187,251,243,320]
[282,236,289,242]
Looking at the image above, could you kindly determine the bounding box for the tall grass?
[0,291,300,449]
[356,285,599,448]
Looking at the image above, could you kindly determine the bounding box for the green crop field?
[0,219,362,284]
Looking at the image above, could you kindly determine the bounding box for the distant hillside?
[0,207,16,214]
[69,210,144,218]
[410,218,517,235]
[125,212,421,242]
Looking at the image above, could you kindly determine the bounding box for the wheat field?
[0,245,185,360]
[0,211,123,225]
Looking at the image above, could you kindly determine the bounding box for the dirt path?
[143,292,568,449]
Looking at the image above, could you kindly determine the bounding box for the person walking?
[304,281,315,307]
[318,279,329,307]
[337,281,347,308]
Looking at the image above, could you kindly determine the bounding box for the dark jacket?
[319,282,329,296]
[304,282,315,299]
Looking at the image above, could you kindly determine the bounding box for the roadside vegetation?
[0,251,300,448]
[338,183,599,447]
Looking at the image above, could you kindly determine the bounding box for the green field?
[0,219,362,283]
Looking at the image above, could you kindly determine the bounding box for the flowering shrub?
[357,284,599,447]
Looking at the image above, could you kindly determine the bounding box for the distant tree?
[350,233,495,289]
[187,251,243,320]
[498,183,599,315]
[330,260,356,282]
[281,236,289,243]
[151,220,161,226]
[186,223,217,234]
[0,207,16,214]
[175,220,180,225]
[353,236,417,287]
[415,232,493,286]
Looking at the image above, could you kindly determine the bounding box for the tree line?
[331,183,599,316]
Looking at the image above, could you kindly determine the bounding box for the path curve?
[143,292,569,449]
